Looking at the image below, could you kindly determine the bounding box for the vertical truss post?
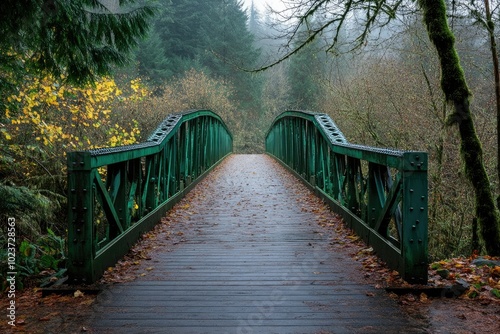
[367,163,386,229]
[401,152,428,283]
[144,155,158,213]
[345,157,361,215]
[128,158,142,222]
[67,151,95,283]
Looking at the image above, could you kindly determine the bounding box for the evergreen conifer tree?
[145,0,261,108]
[0,0,155,90]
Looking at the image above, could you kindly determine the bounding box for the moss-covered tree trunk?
[483,0,500,200]
[418,0,500,255]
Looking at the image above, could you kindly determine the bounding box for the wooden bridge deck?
[90,155,424,334]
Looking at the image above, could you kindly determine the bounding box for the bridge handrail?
[67,109,232,283]
[265,110,428,283]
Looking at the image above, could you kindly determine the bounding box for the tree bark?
[483,0,500,203]
[418,0,500,255]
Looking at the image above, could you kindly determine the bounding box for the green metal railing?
[266,111,428,283]
[67,110,232,283]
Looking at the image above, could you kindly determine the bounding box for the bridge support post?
[67,151,95,283]
[401,152,428,283]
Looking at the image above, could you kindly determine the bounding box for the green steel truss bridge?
[67,109,428,331]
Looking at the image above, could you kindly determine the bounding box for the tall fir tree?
[0,0,156,87]
[202,0,262,108]
[142,0,262,109]
[287,23,324,111]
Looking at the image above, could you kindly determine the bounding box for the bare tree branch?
[250,0,407,72]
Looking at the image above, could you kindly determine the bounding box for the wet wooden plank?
[90,155,425,334]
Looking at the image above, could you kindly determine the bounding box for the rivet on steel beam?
[73,239,77,243]
[72,207,77,210]
[416,220,420,224]
[410,189,414,193]
[72,162,77,166]
[421,196,425,200]
[409,239,414,243]
[418,239,422,243]
[83,207,87,210]
[77,229,81,233]
[71,189,76,193]
[83,188,87,192]
[420,207,424,211]
[415,155,420,160]
[412,225,416,229]
[410,207,414,211]
[80,161,84,166]
[411,161,415,166]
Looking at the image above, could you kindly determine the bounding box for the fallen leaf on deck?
[74,290,84,298]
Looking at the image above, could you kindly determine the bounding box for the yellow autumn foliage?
[3,75,147,150]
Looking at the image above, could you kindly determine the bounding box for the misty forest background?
[1,0,499,287]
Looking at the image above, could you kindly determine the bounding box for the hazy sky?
[242,0,286,13]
